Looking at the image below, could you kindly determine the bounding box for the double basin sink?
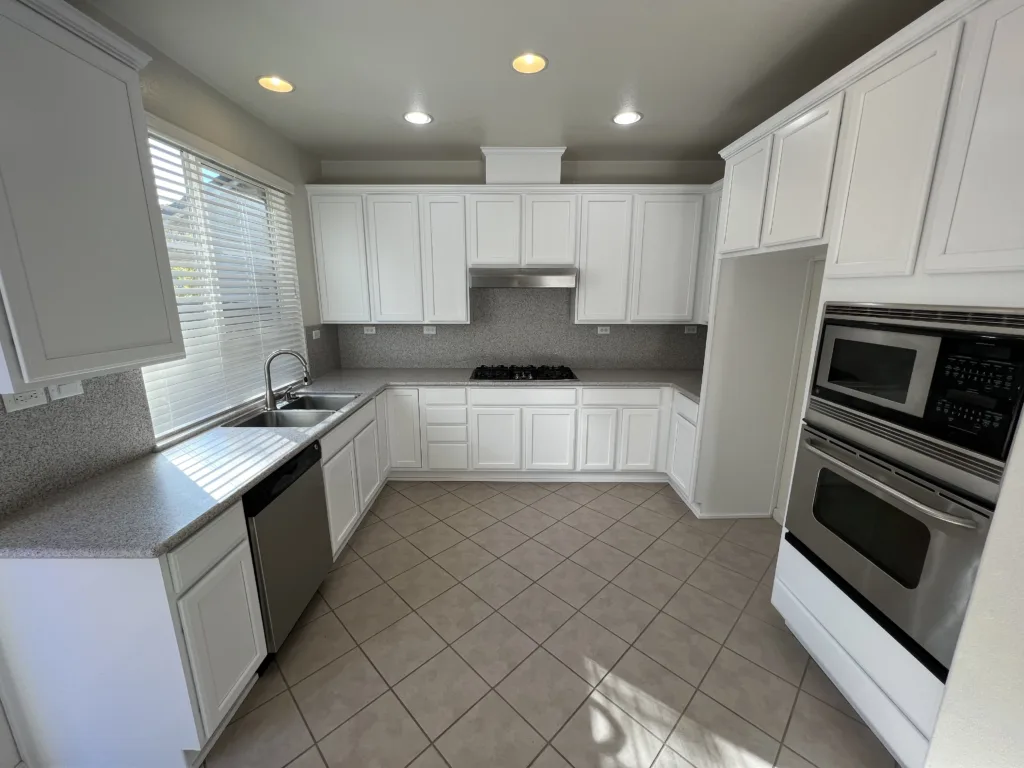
[233,393,360,428]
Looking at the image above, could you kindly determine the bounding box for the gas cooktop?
[470,365,577,381]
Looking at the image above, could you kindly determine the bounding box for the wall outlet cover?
[684,325,698,334]
[423,326,437,335]
[2,388,48,412]
[597,326,611,335]
[47,381,84,400]
[311,329,321,340]
[363,327,376,335]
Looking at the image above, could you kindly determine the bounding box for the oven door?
[787,426,990,674]
[815,323,941,418]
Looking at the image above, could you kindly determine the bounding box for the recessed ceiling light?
[404,111,433,125]
[257,75,294,93]
[512,52,547,74]
[613,111,643,125]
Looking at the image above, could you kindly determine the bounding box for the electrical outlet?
[597,326,611,335]
[311,329,321,340]
[423,326,436,335]
[47,381,84,400]
[2,388,48,412]
[684,325,698,334]
[363,326,376,335]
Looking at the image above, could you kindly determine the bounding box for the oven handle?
[803,441,979,530]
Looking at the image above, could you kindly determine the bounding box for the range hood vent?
[469,267,577,289]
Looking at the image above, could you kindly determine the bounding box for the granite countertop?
[0,368,701,559]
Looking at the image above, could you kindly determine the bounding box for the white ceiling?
[87,0,940,161]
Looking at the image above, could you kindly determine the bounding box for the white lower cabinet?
[387,389,422,468]
[668,412,697,498]
[375,392,391,478]
[323,442,360,556]
[578,408,618,471]
[618,408,660,471]
[354,424,381,509]
[470,407,522,469]
[524,408,577,471]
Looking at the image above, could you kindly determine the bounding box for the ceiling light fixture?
[613,111,643,125]
[257,75,294,93]
[512,52,547,74]
[404,111,433,125]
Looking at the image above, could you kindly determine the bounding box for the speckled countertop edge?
[0,368,701,559]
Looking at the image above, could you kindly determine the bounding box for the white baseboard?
[386,471,670,484]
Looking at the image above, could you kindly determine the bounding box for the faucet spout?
[264,350,312,411]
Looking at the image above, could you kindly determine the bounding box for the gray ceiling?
[87,0,941,161]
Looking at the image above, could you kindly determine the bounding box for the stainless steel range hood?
[469,267,577,289]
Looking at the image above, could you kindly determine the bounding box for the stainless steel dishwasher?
[243,441,332,652]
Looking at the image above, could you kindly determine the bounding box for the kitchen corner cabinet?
[467,194,521,265]
[0,0,184,392]
[420,195,469,323]
[667,412,697,498]
[311,195,371,322]
[365,195,424,322]
[629,194,703,322]
[718,136,773,253]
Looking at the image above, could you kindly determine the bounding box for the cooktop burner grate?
[470,365,577,381]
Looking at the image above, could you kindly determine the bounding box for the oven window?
[828,338,916,404]
[812,469,930,588]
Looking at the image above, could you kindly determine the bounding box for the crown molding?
[17,0,151,70]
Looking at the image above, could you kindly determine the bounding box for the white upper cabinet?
[761,93,844,247]
[718,136,772,253]
[629,194,703,322]
[310,195,371,322]
[0,0,183,391]
[522,194,578,266]
[365,195,424,322]
[922,0,1024,274]
[827,23,961,278]
[576,194,634,323]
[693,186,721,325]
[420,195,469,323]
[467,194,521,265]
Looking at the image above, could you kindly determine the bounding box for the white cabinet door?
[0,5,184,385]
[718,136,772,253]
[420,195,469,322]
[576,194,634,323]
[470,407,522,470]
[523,408,576,471]
[386,388,422,468]
[618,408,660,471]
[668,413,697,499]
[523,194,578,266]
[375,392,391,479]
[828,23,961,277]
[693,186,721,325]
[365,195,424,322]
[354,423,381,510]
[310,195,371,323]
[324,442,360,555]
[923,0,1024,273]
[761,93,844,247]
[468,194,521,265]
[177,541,265,737]
[629,194,703,322]
[578,408,618,471]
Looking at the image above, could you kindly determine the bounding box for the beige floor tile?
[535,521,593,556]
[540,560,608,608]
[446,507,499,536]
[417,583,493,642]
[360,613,446,685]
[348,521,403,556]
[659,522,720,557]
[607,483,660,505]
[708,540,772,581]
[531,493,582,520]
[500,583,575,642]
[358,512,382,530]
[599,521,657,557]
[505,483,552,506]
[400,482,447,505]
[290,648,387,739]
[486,481,520,492]
[534,746,572,768]
[598,649,695,740]
[233,662,286,720]
[364,539,428,581]
[663,584,741,643]
[388,560,458,608]
[504,506,559,536]
[436,692,545,768]
[563,507,617,537]
[419,492,473,519]
[464,560,532,608]
[408,747,449,768]
[784,692,893,768]
[475,492,527,520]
[570,539,634,580]
[687,560,758,610]
[544,613,628,685]
[587,482,623,491]
[552,691,664,768]
[658,485,683,502]
[640,494,691,520]
[317,692,428,768]
[743,582,788,631]
[471,521,528,556]
[536,481,568,491]
[801,660,859,720]
[452,483,500,505]
[433,539,496,580]
[453,613,537,685]
[335,583,411,642]
[651,746,691,768]
[668,692,778,768]
[435,479,468,491]
[372,492,417,519]
[620,507,676,537]
[585,493,638,520]
[294,593,331,629]
[319,559,383,608]
[502,539,565,580]
[207,693,312,768]
[406,521,465,557]
[725,520,782,557]
[725,614,808,685]
[286,747,325,768]
[556,483,604,505]
[334,546,360,568]
[634,613,720,687]
[775,747,816,768]
[674,513,736,538]
[582,584,658,643]
[700,649,797,739]
[497,648,592,738]
[386,507,440,537]
[639,540,704,582]
[277,613,356,685]
[613,560,683,609]
[394,648,489,738]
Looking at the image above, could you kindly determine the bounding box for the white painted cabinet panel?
[761,93,844,247]
[827,23,961,277]
[420,195,469,322]
[618,409,660,471]
[354,423,381,510]
[694,186,721,325]
[324,442,360,555]
[365,195,424,322]
[470,407,522,470]
[523,194,577,266]
[177,541,265,737]
[629,194,703,322]
[923,0,1024,273]
[718,136,772,253]
[468,194,521,265]
[386,388,422,468]
[375,392,391,478]
[577,408,618,472]
[576,194,634,323]
[310,195,371,323]
[668,413,697,499]
[523,408,576,471]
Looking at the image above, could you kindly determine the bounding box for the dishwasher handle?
[243,441,322,516]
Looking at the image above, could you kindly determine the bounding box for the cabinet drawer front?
[427,425,469,442]
[424,406,468,425]
[470,388,577,406]
[427,443,470,470]
[168,502,246,595]
[421,388,467,405]
[673,391,699,425]
[582,388,661,407]
[321,401,375,461]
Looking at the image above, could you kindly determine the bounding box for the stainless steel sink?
[280,394,360,411]
[232,410,335,428]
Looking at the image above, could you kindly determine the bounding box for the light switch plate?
[363,327,376,335]
[423,326,436,335]
[597,326,611,335]
[2,388,48,412]
[47,381,84,400]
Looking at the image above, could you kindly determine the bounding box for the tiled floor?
[207,481,898,768]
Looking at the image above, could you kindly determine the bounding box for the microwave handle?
[803,441,978,530]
